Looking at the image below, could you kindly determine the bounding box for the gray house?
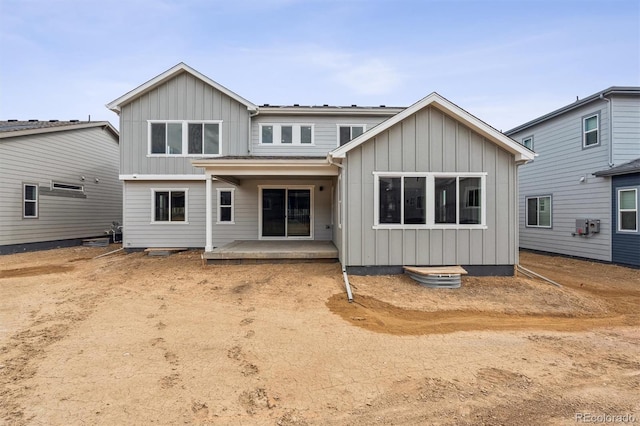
[506,87,640,267]
[0,120,122,254]
[107,63,534,274]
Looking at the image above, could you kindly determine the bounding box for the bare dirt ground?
[1,247,639,425]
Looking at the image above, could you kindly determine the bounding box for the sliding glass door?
[261,188,312,238]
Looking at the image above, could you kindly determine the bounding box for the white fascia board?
[257,107,404,116]
[0,122,119,140]
[120,174,208,181]
[191,159,339,176]
[329,93,535,162]
[106,63,258,114]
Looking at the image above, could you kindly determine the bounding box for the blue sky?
[1,0,638,131]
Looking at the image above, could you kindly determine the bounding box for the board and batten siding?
[0,127,121,247]
[510,99,612,261]
[611,95,640,165]
[343,106,517,267]
[119,71,251,176]
[250,114,391,157]
[123,178,334,249]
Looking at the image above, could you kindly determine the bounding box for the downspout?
[327,154,353,302]
[600,93,614,167]
[248,108,259,155]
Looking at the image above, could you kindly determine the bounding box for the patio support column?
[205,172,213,252]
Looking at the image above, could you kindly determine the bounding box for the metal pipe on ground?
[517,265,562,288]
[342,266,354,303]
[93,247,124,259]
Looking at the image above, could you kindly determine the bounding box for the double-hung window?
[522,136,533,150]
[149,121,221,156]
[374,173,485,228]
[338,125,365,146]
[526,195,552,228]
[583,114,599,147]
[152,189,187,223]
[259,124,314,145]
[217,188,234,224]
[618,189,638,232]
[23,184,38,218]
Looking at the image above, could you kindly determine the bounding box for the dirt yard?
[1,247,639,425]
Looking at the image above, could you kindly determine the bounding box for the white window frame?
[23,183,38,219]
[51,181,84,192]
[258,124,315,145]
[151,188,189,224]
[618,188,638,232]
[148,120,222,157]
[216,188,235,224]
[337,124,366,147]
[522,135,533,150]
[372,172,487,229]
[582,114,599,148]
[525,195,552,228]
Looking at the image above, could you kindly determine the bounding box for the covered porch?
[203,240,339,264]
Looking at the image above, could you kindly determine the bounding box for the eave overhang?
[191,158,339,178]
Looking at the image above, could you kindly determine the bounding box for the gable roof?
[505,86,640,135]
[329,92,535,162]
[106,62,258,113]
[594,158,640,177]
[0,120,118,140]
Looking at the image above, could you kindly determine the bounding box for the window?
[618,189,638,232]
[52,181,84,192]
[259,124,314,145]
[526,195,552,228]
[374,173,485,228]
[23,184,38,218]
[338,125,365,146]
[583,114,599,147]
[149,121,221,156]
[217,188,234,224]
[522,136,533,150]
[153,190,187,222]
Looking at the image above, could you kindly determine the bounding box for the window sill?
[525,225,552,229]
[216,221,235,225]
[373,225,487,230]
[150,221,190,225]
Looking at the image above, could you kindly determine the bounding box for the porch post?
[205,173,213,252]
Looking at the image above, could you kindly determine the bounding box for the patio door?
[261,187,312,238]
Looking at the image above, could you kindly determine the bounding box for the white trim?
[582,113,600,148]
[329,92,535,162]
[216,188,235,224]
[150,188,189,224]
[373,172,486,228]
[148,120,223,157]
[258,106,404,116]
[525,195,552,228]
[617,188,638,232]
[522,135,533,150]
[23,183,38,219]
[120,174,208,181]
[106,62,257,113]
[205,176,213,251]
[258,185,314,240]
[191,158,338,177]
[336,124,366,147]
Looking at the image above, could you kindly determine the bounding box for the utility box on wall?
[575,219,600,236]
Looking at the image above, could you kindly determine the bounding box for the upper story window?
[259,124,314,145]
[374,173,485,228]
[522,136,533,150]
[526,195,552,228]
[149,121,221,156]
[338,125,365,146]
[582,114,599,148]
[23,184,38,218]
[618,188,638,232]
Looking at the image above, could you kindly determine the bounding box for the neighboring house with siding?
[107,63,534,274]
[0,120,122,254]
[506,87,640,267]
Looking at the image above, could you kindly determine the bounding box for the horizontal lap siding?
[345,106,516,267]
[120,72,250,175]
[250,115,391,156]
[123,178,334,249]
[510,100,613,261]
[611,95,640,165]
[0,128,121,246]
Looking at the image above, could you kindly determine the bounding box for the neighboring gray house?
[506,87,640,267]
[107,63,534,274]
[0,121,122,254]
